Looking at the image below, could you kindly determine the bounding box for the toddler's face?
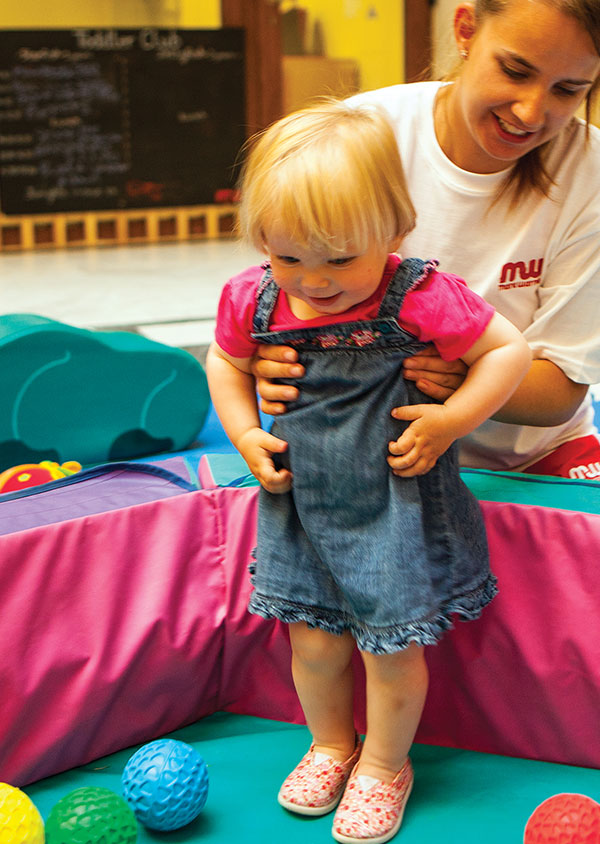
[263,228,402,320]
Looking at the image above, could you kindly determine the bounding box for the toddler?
[206,99,531,843]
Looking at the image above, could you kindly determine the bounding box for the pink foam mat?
[214,488,600,769]
[1,478,599,786]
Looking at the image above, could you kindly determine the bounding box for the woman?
[250,0,600,478]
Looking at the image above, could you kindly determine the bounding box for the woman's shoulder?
[348,81,442,120]
[550,118,600,191]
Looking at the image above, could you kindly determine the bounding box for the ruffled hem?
[248,576,498,654]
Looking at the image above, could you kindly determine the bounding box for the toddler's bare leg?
[289,622,357,760]
[359,644,429,781]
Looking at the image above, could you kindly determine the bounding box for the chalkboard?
[0,29,246,214]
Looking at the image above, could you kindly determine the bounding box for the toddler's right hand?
[237,427,292,493]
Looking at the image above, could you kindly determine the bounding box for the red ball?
[524,793,600,844]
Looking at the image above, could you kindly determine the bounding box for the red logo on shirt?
[569,462,600,480]
[498,259,543,290]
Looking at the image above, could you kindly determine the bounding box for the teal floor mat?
[199,451,600,514]
[24,713,600,843]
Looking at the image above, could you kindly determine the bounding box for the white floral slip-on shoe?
[278,736,363,816]
[332,758,413,843]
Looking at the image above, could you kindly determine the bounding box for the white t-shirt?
[351,82,600,470]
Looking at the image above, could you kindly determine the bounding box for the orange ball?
[524,793,600,844]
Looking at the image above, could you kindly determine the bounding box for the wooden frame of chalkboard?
[0,204,240,251]
[0,28,246,216]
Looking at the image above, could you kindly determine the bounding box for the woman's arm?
[388,313,531,476]
[486,359,588,425]
[250,329,586,428]
[402,349,587,426]
[206,343,292,492]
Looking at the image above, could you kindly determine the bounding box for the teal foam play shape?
[0,314,209,470]
[25,713,600,843]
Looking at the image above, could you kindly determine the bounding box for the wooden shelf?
[0,204,239,251]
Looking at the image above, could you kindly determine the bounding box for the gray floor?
[2,239,600,401]
[1,238,262,364]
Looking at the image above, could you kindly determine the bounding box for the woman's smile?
[493,113,536,143]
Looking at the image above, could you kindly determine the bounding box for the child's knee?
[289,623,354,671]
[362,643,427,684]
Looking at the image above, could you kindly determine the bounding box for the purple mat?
[0,459,197,536]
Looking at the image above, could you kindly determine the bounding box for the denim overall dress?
[249,257,497,654]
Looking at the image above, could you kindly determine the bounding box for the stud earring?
[460,49,468,59]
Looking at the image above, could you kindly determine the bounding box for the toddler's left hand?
[387,404,458,477]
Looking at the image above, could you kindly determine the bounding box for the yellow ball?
[0,783,44,844]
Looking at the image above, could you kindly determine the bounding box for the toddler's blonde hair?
[237,97,416,256]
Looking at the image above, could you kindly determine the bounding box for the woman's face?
[444,0,600,173]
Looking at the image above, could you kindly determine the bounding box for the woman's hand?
[402,346,467,402]
[250,344,305,415]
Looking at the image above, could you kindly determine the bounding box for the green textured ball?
[45,787,137,844]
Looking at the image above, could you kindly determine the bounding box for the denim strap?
[252,265,278,334]
[376,258,439,319]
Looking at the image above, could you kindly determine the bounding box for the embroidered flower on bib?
[316,333,341,348]
[348,329,378,347]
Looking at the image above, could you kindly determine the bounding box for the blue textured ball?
[121,739,209,831]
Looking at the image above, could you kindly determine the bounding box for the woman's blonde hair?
[237,98,416,255]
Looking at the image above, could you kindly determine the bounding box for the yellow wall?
[283,0,404,91]
[0,1,402,91]
[0,0,220,28]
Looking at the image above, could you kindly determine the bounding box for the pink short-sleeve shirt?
[215,254,494,361]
